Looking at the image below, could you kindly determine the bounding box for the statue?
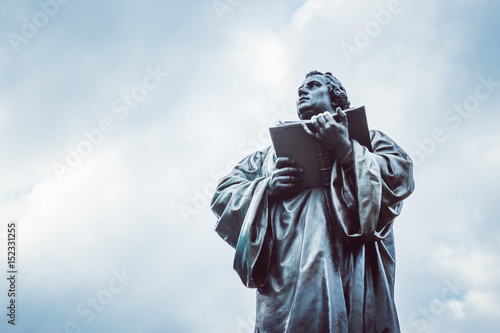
[211,71,415,332]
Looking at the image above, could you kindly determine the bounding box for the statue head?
[296,70,351,120]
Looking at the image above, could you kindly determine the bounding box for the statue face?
[296,75,335,120]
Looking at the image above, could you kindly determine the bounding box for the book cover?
[269,106,372,188]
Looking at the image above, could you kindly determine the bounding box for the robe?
[211,130,415,333]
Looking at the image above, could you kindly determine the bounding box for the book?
[269,106,372,188]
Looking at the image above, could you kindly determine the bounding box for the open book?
[269,106,372,188]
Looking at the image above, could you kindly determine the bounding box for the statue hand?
[267,157,303,199]
[302,107,352,160]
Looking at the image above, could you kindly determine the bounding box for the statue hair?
[305,71,351,110]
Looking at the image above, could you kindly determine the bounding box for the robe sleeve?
[330,130,415,243]
[211,148,273,288]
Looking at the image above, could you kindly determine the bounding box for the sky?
[0,0,499,332]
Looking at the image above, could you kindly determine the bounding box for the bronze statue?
[211,71,415,332]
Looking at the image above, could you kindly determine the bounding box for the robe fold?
[211,130,415,333]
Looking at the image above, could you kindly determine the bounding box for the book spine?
[317,148,333,187]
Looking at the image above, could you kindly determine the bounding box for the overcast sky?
[0,0,499,332]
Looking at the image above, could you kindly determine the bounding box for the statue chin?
[297,108,315,120]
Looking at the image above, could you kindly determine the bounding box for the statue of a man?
[211,71,414,332]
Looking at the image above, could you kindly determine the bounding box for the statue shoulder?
[369,129,412,161]
[233,146,274,176]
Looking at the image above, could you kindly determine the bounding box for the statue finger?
[282,175,302,183]
[302,123,320,140]
[275,167,302,177]
[316,113,328,127]
[277,182,299,190]
[311,115,322,130]
[323,112,335,123]
[275,157,296,169]
[337,108,348,123]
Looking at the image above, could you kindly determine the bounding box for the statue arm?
[211,148,273,288]
[330,130,415,243]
